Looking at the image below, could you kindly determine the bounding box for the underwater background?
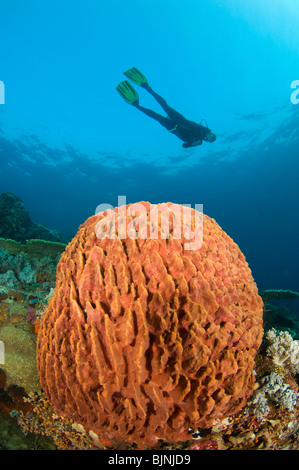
[0,0,299,451]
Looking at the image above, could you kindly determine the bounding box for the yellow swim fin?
[116,80,139,105]
[123,67,148,86]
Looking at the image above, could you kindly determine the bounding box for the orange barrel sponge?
[36,202,263,446]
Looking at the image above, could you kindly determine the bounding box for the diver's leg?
[143,84,188,123]
[134,104,173,129]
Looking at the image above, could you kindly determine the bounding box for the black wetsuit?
[134,85,209,148]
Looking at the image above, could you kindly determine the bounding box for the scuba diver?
[116,67,216,148]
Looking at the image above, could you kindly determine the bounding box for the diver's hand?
[182,140,202,148]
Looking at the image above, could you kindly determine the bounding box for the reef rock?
[0,192,65,243]
[37,202,263,446]
[0,324,40,392]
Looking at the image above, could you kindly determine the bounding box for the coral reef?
[0,192,66,243]
[17,392,93,450]
[37,201,263,446]
[18,265,37,284]
[250,372,299,419]
[0,270,19,288]
[0,238,61,397]
[260,289,299,302]
[0,242,64,285]
[0,238,58,398]
[263,303,299,340]
[0,267,56,449]
[266,328,299,374]
[0,409,56,450]
[0,370,56,450]
[0,238,66,258]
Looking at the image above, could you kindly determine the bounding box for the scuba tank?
[200,119,209,128]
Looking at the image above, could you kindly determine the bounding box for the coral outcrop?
[0,240,65,286]
[37,202,263,446]
[260,289,299,302]
[0,192,66,243]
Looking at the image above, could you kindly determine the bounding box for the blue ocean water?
[0,0,298,296]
